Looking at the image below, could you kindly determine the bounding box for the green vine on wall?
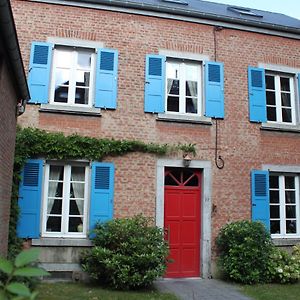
[8,127,196,257]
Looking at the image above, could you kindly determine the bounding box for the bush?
[81,215,169,290]
[267,245,300,283]
[216,220,274,284]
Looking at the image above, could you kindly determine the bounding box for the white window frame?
[270,173,300,239]
[165,59,202,116]
[49,47,96,107]
[266,72,296,125]
[42,162,89,238]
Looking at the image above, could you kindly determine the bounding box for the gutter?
[0,0,30,113]
[78,0,300,35]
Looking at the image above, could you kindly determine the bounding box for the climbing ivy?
[8,127,196,257]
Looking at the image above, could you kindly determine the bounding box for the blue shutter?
[251,170,270,231]
[248,67,267,122]
[28,42,53,104]
[144,55,165,113]
[205,61,224,118]
[95,49,118,109]
[90,162,114,234]
[17,159,43,238]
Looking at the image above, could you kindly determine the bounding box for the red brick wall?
[0,53,18,256]
[11,0,300,247]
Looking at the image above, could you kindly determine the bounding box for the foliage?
[0,249,49,300]
[8,127,196,257]
[267,246,300,284]
[216,220,274,284]
[81,215,169,290]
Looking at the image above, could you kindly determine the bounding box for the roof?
[0,0,30,102]
[76,0,300,34]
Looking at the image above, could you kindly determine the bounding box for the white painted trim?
[159,49,210,62]
[258,63,300,75]
[156,159,212,278]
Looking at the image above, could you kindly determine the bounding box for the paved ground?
[155,278,253,300]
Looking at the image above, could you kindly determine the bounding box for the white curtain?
[167,79,174,95]
[47,168,60,219]
[187,81,197,113]
[71,169,85,216]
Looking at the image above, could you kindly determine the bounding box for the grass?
[36,282,177,300]
[240,282,300,300]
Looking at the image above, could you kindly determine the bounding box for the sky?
[204,0,300,20]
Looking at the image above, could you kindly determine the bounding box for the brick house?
[0,0,29,256]
[11,0,300,278]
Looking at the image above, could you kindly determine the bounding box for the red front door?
[164,168,201,278]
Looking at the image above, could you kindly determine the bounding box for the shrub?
[81,215,169,290]
[0,248,49,299]
[216,220,274,284]
[267,244,300,284]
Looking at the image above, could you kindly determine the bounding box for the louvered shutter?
[205,61,224,118]
[17,159,44,238]
[251,170,270,231]
[248,67,267,122]
[28,42,53,104]
[95,49,118,109]
[89,162,114,235]
[144,55,165,113]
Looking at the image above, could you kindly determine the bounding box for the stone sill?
[261,123,300,133]
[39,104,101,117]
[272,238,300,246]
[157,113,212,125]
[32,238,92,247]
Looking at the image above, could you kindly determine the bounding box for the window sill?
[261,123,300,133]
[157,113,212,125]
[272,238,300,246]
[32,238,92,247]
[39,104,101,117]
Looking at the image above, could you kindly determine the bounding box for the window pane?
[46,216,61,232]
[50,165,64,180]
[47,199,62,214]
[267,107,277,122]
[270,220,280,234]
[185,64,198,81]
[68,217,83,232]
[270,191,279,203]
[167,79,179,95]
[269,176,279,188]
[75,88,89,105]
[286,220,296,234]
[285,191,295,204]
[71,166,85,181]
[166,62,180,79]
[48,182,63,198]
[285,176,295,189]
[282,108,292,123]
[281,93,291,107]
[55,50,72,68]
[167,96,179,112]
[266,91,275,105]
[70,182,85,199]
[164,174,178,186]
[186,98,197,114]
[286,205,296,218]
[266,75,275,90]
[186,81,197,97]
[280,77,290,92]
[185,175,199,186]
[77,52,91,68]
[55,69,70,88]
[76,71,90,88]
[69,200,84,215]
[54,86,69,103]
[270,205,280,218]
